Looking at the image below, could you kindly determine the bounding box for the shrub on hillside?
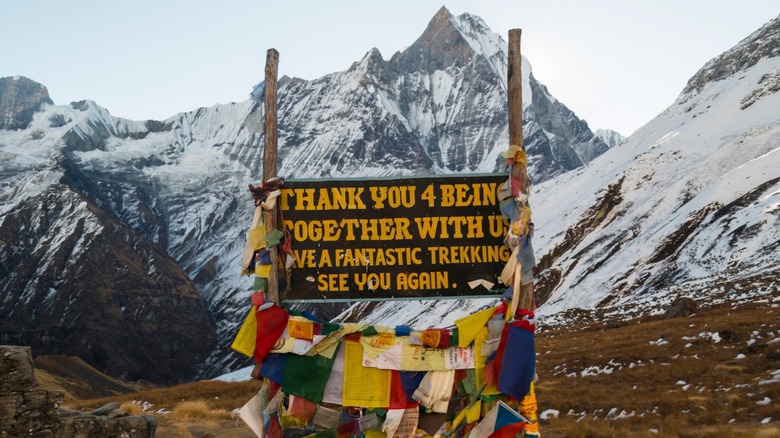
[171,400,228,421]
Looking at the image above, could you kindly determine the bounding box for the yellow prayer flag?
[466,399,482,424]
[247,226,266,250]
[271,337,295,354]
[360,333,396,359]
[454,307,496,348]
[452,398,482,429]
[230,306,257,357]
[255,263,272,278]
[474,327,489,393]
[241,225,267,275]
[307,323,367,358]
[288,317,314,340]
[342,340,391,408]
[420,330,441,348]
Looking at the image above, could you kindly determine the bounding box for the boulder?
[663,296,698,319]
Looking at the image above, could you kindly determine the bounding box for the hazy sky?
[2,1,778,136]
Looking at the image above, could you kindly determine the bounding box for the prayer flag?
[497,321,536,400]
[288,317,314,341]
[342,339,392,408]
[455,307,496,348]
[255,304,289,363]
[282,347,337,404]
[259,353,287,384]
[467,401,527,438]
[231,305,257,357]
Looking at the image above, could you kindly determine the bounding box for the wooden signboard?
[280,175,510,301]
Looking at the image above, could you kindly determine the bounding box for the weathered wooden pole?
[507,28,539,436]
[507,28,534,311]
[508,29,523,150]
[263,48,280,305]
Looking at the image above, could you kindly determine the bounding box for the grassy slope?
[51,298,779,437]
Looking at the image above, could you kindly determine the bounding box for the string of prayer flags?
[312,405,340,430]
[389,370,419,409]
[360,331,396,359]
[266,228,284,247]
[259,353,287,384]
[232,303,539,438]
[518,384,540,436]
[287,395,317,422]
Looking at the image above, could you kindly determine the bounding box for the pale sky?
[2,1,778,136]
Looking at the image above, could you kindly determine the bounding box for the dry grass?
[715,363,748,373]
[170,400,230,421]
[535,298,780,437]
[119,401,146,416]
[66,379,263,414]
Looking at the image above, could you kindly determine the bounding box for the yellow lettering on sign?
[421,184,436,207]
[488,215,509,238]
[353,272,391,291]
[318,273,348,291]
[292,249,317,268]
[285,218,414,242]
[370,186,416,209]
[396,271,450,290]
[280,187,367,211]
[333,248,423,267]
[428,245,511,264]
[319,250,332,267]
[439,183,498,207]
[413,216,484,239]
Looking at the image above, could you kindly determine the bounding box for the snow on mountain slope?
[594,128,624,148]
[273,7,606,181]
[531,16,780,319]
[350,15,780,332]
[2,7,615,379]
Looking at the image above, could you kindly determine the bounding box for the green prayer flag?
[253,276,268,291]
[321,323,340,335]
[282,347,338,404]
[266,229,284,247]
[361,326,379,336]
[450,328,459,347]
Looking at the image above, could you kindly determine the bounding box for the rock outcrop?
[0,185,217,385]
[0,76,53,130]
[0,345,157,438]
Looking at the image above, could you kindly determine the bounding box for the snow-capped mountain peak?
[1,8,615,380]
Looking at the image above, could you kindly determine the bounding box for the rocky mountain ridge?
[0,8,619,380]
[333,14,780,337]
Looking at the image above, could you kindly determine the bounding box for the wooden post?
[507,29,523,150]
[507,29,533,311]
[263,48,280,305]
[508,30,539,434]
